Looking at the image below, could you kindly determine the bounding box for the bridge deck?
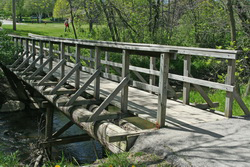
[44,61,225,127]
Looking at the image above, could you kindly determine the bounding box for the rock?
[0,100,25,112]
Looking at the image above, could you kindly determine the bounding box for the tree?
[67,0,78,39]
[24,0,54,23]
[53,0,69,19]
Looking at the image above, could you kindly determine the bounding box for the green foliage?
[53,0,69,19]
[0,30,20,65]
[0,151,21,167]
[100,152,131,167]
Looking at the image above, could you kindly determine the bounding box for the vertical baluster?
[121,50,130,113]
[94,47,101,99]
[183,55,191,105]
[105,51,110,74]
[32,40,36,61]
[60,42,65,79]
[75,44,81,89]
[49,41,53,70]
[149,57,156,93]
[39,40,44,65]
[157,53,170,128]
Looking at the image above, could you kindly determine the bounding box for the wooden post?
[183,55,191,105]
[45,104,54,158]
[149,57,156,93]
[32,40,36,61]
[75,44,81,89]
[157,53,170,128]
[67,46,71,62]
[121,50,130,113]
[39,41,44,65]
[49,42,53,70]
[90,49,95,68]
[105,51,110,73]
[225,59,236,117]
[60,42,65,79]
[94,47,101,100]
[20,39,23,54]
[25,39,29,58]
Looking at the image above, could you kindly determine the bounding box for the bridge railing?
[10,34,249,127]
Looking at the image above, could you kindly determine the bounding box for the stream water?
[0,109,103,165]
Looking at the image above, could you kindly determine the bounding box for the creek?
[0,108,103,165]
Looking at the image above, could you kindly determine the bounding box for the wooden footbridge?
[2,34,249,155]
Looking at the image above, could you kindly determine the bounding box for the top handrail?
[9,34,239,59]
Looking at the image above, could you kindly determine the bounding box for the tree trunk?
[68,0,78,39]
[12,0,16,30]
[227,0,237,43]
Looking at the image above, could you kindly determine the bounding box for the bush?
[0,21,2,27]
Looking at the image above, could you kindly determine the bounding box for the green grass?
[0,151,21,167]
[188,85,250,116]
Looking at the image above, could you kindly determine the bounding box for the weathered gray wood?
[49,42,53,70]
[192,83,215,108]
[29,57,53,79]
[38,59,65,85]
[89,76,130,121]
[121,50,130,113]
[133,71,147,83]
[52,121,74,138]
[45,104,54,149]
[60,42,65,79]
[90,49,95,68]
[75,44,81,89]
[11,51,27,68]
[225,59,236,117]
[50,63,81,94]
[25,39,29,58]
[21,55,42,75]
[32,40,36,61]
[58,99,101,107]
[94,47,101,100]
[157,53,170,127]
[44,88,75,95]
[41,134,91,147]
[15,53,34,71]
[193,102,219,110]
[233,91,250,115]
[39,41,44,65]
[169,74,234,92]
[105,51,110,73]
[66,68,101,106]
[183,55,191,105]
[149,57,156,93]
[33,81,58,86]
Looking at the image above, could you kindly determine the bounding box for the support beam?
[38,59,65,85]
[52,121,74,138]
[60,42,65,79]
[11,51,27,68]
[121,50,130,113]
[75,44,81,89]
[157,53,170,128]
[233,92,250,115]
[183,55,191,105]
[29,57,53,79]
[88,76,130,122]
[66,68,101,106]
[15,53,34,71]
[225,59,236,117]
[21,55,42,75]
[94,47,101,100]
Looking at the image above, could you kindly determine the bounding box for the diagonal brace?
[38,59,66,85]
[21,55,43,75]
[11,51,28,68]
[66,67,102,106]
[15,53,35,71]
[50,63,81,95]
[88,75,130,122]
[29,56,53,79]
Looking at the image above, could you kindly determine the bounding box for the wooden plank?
[157,53,170,127]
[50,63,81,94]
[94,46,101,100]
[149,57,156,93]
[168,74,234,92]
[75,44,81,89]
[32,40,36,61]
[25,39,29,58]
[21,55,42,75]
[41,134,91,147]
[183,55,191,105]
[121,50,130,113]
[11,51,27,68]
[60,42,65,79]
[107,129,155,143]
[23,76,44,80]
[132,80,159,93]
[90,49,94,68]
[29,57,53,79]
[225,59,236,117]
[133,71,147,83]
[66,68,101,106]
[33,82,58,86]
[105,51,110,73]
[58,99,102,107]
[38,59,65,85]
[15,53,34,71]
[43,89,76,95]
[52,121,74,138]
[39,40,44,65]
[88,76,130,122]
[49,41,53,70]
[193,102,219,110]
[233,91,250,115]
